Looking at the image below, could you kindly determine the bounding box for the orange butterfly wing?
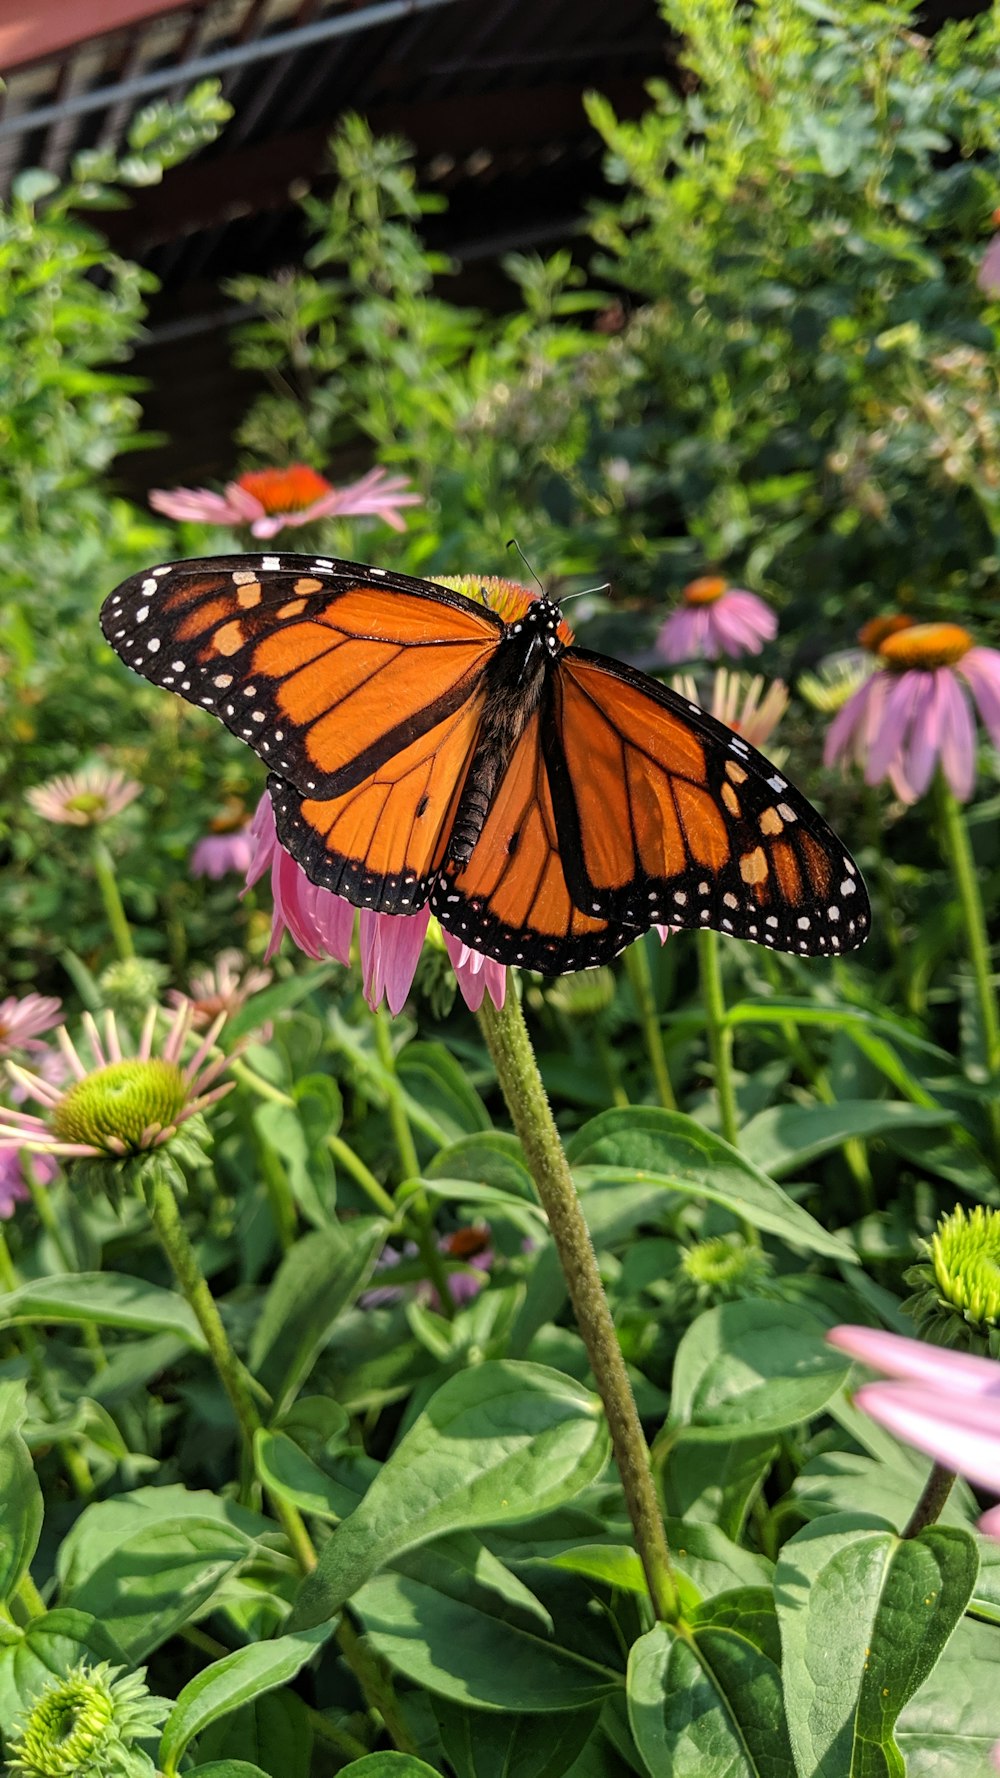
[430,707,641,970]
[544,651,870,956]
[101,556,501,799]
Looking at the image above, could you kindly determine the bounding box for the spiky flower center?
[680,1235,770,1298]
[857,614,914,654]
[682,574,728,607]
[8,1669,114,1775]
[237,464,331,513]
[50,1059,188,1152]
[931,1204,1000,1328]
[877,622,973,671]
[64,793,108,820]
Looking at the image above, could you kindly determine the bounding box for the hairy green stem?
[934,775,1000,1164]
[625,938,677,1110]
[90,834,134,961]
[146,1173,317,1574]
[478,982,680,1622]
[902,1461,956,1538]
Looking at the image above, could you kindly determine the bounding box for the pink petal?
[823,678,873,769]
[978,1502,1000,1541]
[360,908,430,1015]
[854,1380,1000,1495]
[443,934,506,1011]
[961,647,1000,750]
[934,670,976,802]
[250,514,284,539]
[149,485,264,526]
[827,1325,1000,1394]
[656,607,709,664]
[710,590,778,657]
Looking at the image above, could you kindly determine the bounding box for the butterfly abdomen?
[446,602,558,866]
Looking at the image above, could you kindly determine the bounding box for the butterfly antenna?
[506,538,546,596]
[560,581,611,607]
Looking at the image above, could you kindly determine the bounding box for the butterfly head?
[433,574,575,650]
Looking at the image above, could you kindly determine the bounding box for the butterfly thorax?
[446,596,566,867]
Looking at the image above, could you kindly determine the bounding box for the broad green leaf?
[0,1609,126,1734]
[194,1687,312,1778]
[253,1100,333,1230]
[436,1694,600,1778]
[289,1362,609,1629]
[159,1622,333,1775]
[338,1758,442,1776]
[567,1108,855,1261]
[661,1432,780,1541]
[254,1428,359,1520]
[628,1597,795,1778]
[0,1384,42,1607]
[794,1450,978,1534]
[739,1101,949,1180]
[426,1132,535,1199]
[897,1614,1000,1774]
[398,1041,491,1141]
[225,966,334,1039]
[0,1272,207,1347]
[352,1543,622,1712]
[549,1544,647,1594]
[57,1485,274,1660]
[249,1219,385,1411]
[776,1514,979,1776]
[669,1300,851,1439]
[186,1766,271,1778]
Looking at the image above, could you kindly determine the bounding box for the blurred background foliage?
[2,0,1000,1000]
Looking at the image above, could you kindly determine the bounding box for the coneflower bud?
[903,1204,1000,1356]
[6,1660,166,1778]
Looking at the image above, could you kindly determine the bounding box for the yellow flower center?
[51,1059,188,1152]
[237,464,332,514]
[877,622,974,671]
[65,792,107,818]
[931,1204,1000,1328]
[433,573,576,645]
[683,575,728,607]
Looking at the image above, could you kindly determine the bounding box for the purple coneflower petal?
[961,647,1000,750]
[360,907,431,1015]
[828,1324,1000,1393]
[711,590,778,656]
[854,1381,1000,1496]
[866,670,922,786]
[443,936,506,1012]
[935,670,977,802]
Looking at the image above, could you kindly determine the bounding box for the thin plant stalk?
[373,1008,454,1315]
[478,981,680,1622]
[90,833,135,961]
[23,1163,108,1369]
[624,937,677,1110]
[902,1461,957,1538]
[0,1226,94,1499]
[695,928,740,1148]
[933,774,1000,1165]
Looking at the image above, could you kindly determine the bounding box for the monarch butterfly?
[100,553,870,973]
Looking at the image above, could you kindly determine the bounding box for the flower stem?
[696,928,740,1148]
[373,1009,454,1315]
[625,938,677,1110]
[934,776,1000,1162]
[145,1171,317,1574]
[326,1133,397,1218]
[90,834,134,961]
[902,1461,956,1538]
[0,1228,94,1499]
[478,982,680,1622]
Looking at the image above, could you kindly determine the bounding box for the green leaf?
[337,1757,442,1776]
[567,1108,855,1261]
[898,1613,1000,1774]
[0,1272,207,1347]
[195,1687,312,1778]
[398,1041,491,1141]
[289,1361,610,1629]
[628,1597,795,1778]
[352,1542,622,1712]
[0,1385,42,1607]
[776,1514,979,1775]
[668,1300,851,1439]
[739,1101,950,1179]
[57,1485,273,1660]
[436,1695,600,1777]
[426,1133,536,1200]
[186,1766,272,1778]
[159,1623,333,1776]
[249,1220,385,1412]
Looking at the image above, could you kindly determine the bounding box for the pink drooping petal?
[854,1380,1000,1496]
[360,907,431,1015]
[979,1502,1000,1541]
[191,829,256,880]
[443,935,506,1012]
[149,485,266,527]
[934,670,977,802]
[709,590,778,657]
[827,1325,1000,1395]
[866,670,925,787]
[656,607,710,664]
[961,647,1000,750]
[978,235,1000,296]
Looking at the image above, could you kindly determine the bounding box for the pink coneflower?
[244,792,505,1016]
[672,666,788,752]
[362,1227,494,1310]
[190,826,256,880]
[0,994,63,1058]
[0,1005,235,1160]
[823,621,1000,804]
[149,464,421,539]
[0,1148,56,1217]
[27,764,141,828]
[656,575,778,665]
[168,949,272,1029]
[827,1325,1000,1538]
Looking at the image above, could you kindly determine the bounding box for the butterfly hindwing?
[547,650,871,956]
[100,555,502,799]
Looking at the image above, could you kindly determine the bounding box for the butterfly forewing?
[100,556,501,799]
